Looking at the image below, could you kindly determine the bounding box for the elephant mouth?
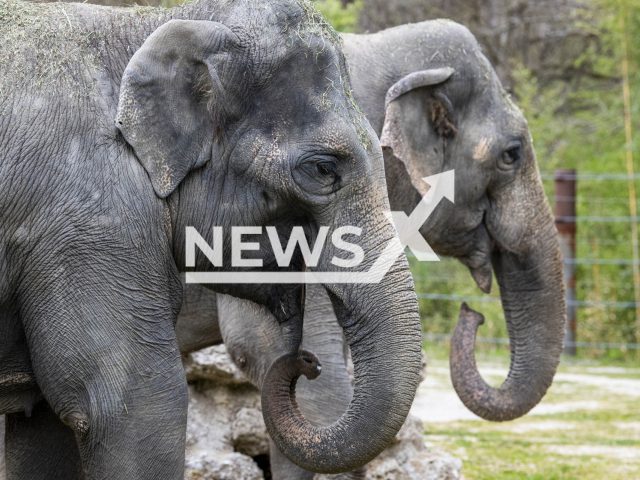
[457,219,495,294]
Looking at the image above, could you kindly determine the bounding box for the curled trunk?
[450,242,565,421]
[261,266,422,474]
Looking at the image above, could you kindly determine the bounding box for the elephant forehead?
[316,122,356,150]
[256,44,371,151]
[0,0,98,96]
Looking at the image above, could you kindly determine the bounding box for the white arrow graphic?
[385,170,455,261]
[187,170,454,284]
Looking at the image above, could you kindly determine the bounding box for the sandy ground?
[410,362,640,423]
[412,359,640,468]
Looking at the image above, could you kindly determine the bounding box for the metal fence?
[413,170,640,355]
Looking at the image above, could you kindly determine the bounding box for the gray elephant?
[185,19,567,479]
[346,20,565,421]
[0,1,423,478]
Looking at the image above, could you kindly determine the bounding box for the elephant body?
[0,1,423,478]
[189,19,567,479]
[1,15,565,480]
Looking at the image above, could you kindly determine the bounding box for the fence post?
[555,169,577,356]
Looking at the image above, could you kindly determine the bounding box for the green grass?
[426,405,640,480]
[422,352,640,479]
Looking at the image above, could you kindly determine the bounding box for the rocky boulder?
[184,345,462,480]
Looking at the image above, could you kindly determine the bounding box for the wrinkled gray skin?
[191,20,566,479]
[346,20,564,423]
[0,1,423,478]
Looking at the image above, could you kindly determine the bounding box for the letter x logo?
[386,170,455,261]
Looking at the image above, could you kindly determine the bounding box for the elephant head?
[115,6,421,473]
[344,20,565,421]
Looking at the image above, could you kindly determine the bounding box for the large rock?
[184,344,461,480]
[232,407,269,458]
[362,415,462,480]
[185,345,269,479]
[184,345,250,386]
[185,452,264,480]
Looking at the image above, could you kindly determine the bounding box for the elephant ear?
[116,20,241,198]
[380,67,456,197]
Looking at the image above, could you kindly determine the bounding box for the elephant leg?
[20,265,187,480]
[1,415,5,480]
[5,401,82,480]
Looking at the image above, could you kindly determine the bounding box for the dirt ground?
[412,363,640,423]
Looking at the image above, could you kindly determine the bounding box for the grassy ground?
[419,345,640,479]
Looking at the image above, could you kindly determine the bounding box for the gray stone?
[405,451,463,480]
[364,415,462,480]
[184,350,265,480]
[185,380,262,462]
[232,408,269,457]
[185,452,264,480]
[362,457,404,480]
[182,344,461,480]
[184,345,252,386]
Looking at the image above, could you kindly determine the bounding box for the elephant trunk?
[450,228,565,421]
[261,254,422,473]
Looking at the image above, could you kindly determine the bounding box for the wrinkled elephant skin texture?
[0,1,423,478]
[192,20,566,479]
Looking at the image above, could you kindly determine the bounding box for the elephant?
[0,0,424,478]
[345,19,565,421]
[183,18,567,479]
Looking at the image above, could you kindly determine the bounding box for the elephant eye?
[499,141,523,171]
[503,145,521,165]
[315,161,341,191]
[295,156,342,197]
[317,162,336,176]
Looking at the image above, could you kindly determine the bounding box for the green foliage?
[313,0,362,33]
[509,0,640,357]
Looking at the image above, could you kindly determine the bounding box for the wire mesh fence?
[410,171,640,359]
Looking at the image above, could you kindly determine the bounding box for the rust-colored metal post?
[555,169,577,356]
